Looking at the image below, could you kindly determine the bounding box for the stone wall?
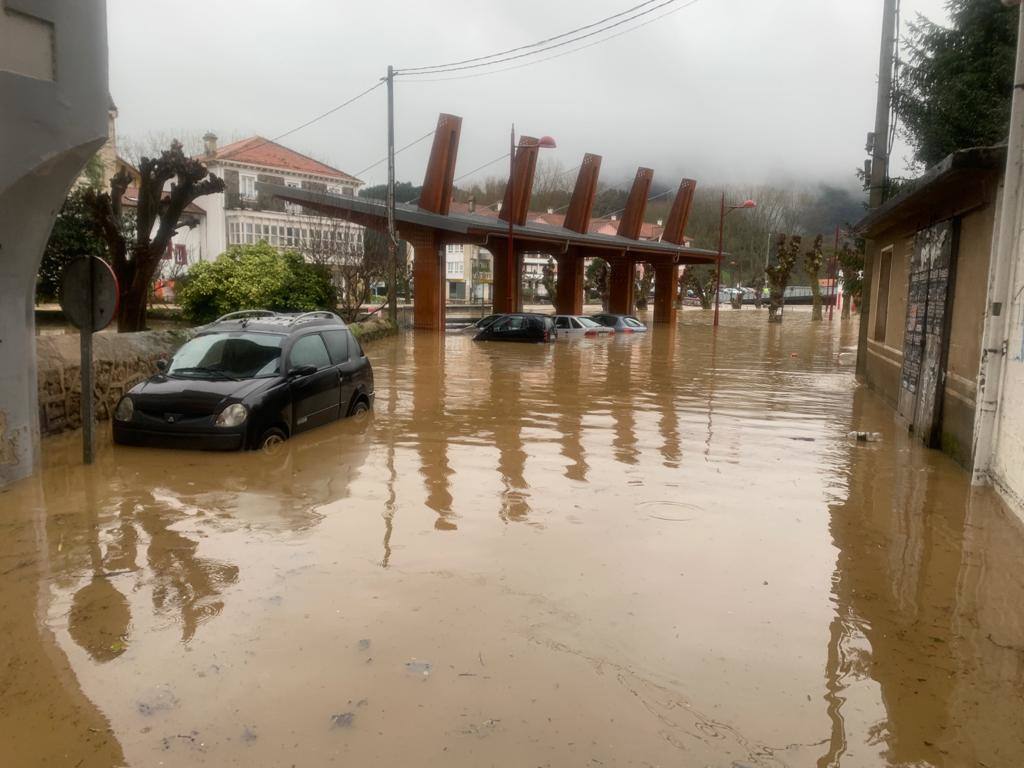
[36,330,191,436]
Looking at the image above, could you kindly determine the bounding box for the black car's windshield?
[168,332,284,379]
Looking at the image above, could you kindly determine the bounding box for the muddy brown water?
[2,309,1023,767]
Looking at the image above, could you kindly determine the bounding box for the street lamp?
[714,194,756,327]
[507,125,556,312]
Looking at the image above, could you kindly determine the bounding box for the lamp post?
[714,193,756,327]
[507,125,556,312]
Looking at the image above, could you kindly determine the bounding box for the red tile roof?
[122,186,206,216]
[205,137,360,183]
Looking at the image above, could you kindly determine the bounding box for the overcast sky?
[108,0,950,192]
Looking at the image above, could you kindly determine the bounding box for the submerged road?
[1,310,1022,767]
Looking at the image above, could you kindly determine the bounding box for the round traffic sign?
[60,256,119,332]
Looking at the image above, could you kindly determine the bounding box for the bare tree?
[86,140,224,331]
[296,215,388,323]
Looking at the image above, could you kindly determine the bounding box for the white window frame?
[239,173,257,200]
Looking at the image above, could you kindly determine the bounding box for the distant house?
[855,145,1005,467]
[195,133,363,262]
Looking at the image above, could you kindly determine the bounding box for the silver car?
[551,314,615,339]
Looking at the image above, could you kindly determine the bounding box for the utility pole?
[385,65,398,322]
[869,0,898,209]
[858,0,899,376]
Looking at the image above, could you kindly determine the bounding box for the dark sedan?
[590,313,648,333]
[112,311,374,451]
[474,313,555,343]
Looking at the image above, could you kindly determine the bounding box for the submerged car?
[590,313,648,333]
[460,313,504,333]
[112,310,375,451]
[473,313,555,343]
[551,314,615,339]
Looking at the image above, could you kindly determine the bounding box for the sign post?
[60,257,119,464]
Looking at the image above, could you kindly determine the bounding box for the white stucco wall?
[989,280,1024,512]
[0,0,108,488]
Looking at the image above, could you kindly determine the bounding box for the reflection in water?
[822,387,1024,767]
[2,310,1023,767]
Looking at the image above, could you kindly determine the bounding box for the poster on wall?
[898,220,956,445]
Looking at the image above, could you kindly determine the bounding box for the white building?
[195,133,363,261]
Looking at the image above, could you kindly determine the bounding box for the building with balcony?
[196,133,364,262]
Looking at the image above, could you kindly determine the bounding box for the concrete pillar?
[410,231,444,330]
[492,242,522,314]
[1,1,108,488]
[608,259,635,315]
[554,253,584,315]
[653,264,679,324]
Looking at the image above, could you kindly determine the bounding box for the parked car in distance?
[589,313,648,333]
[474,313,555,343]
[460,313,504,333]
[112,310,374,451]
[551,314,615,339]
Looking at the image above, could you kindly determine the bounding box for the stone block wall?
[36,330,191,436]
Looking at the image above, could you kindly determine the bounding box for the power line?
[242,81,384,157]
[398,0,686,77]
[405,0,700,83]
[601,187,674,219]
[354,129,435,177]
[396,0,661,74]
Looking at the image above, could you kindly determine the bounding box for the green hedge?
[178,243,336,324]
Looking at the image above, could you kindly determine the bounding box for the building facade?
[856,147,1004,468]
[196,134,363,264]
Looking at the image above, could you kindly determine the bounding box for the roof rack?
[213,310,280,324]
[288,311,343,326]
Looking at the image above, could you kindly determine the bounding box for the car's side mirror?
[288,364,317,377]
[156,359,168,372]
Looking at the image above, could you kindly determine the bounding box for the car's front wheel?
[258,427,288,452]
[349,399,370,419]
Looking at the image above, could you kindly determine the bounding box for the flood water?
[2,309,1023,767]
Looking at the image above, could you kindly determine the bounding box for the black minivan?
[473,313,555,343]
[113,310,374,451]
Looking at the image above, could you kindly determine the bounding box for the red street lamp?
[714,195,756,327]
[507,125,556,312]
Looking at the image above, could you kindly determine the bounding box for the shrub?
[178,242,336,324]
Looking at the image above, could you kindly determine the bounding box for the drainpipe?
[972,1,1024,485]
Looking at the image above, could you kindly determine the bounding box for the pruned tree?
[837,242,865,319]
[804,234,825,320]
[585,258,610,310]
[681,266,716,310]
[766,234,799,324]
[541,257,557,305]
[85,140,225,331]
[635,263,654,311]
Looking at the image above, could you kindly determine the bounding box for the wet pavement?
[2,309,1023,767]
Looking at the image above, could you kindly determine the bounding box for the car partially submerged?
[473,313,555,343]
[551,314,615,339]
[459,313,504,333]
[589,313,648,333]
[112,310,374,451]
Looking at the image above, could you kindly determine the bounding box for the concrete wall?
[0,0,109,487]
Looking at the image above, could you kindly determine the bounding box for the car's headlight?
[114,396,134,422]
[215,403,248,428]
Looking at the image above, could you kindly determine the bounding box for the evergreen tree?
[895,0,1018,168]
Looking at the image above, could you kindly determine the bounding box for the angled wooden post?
[564,153,602,233]
[662,178,697,245]
[616,167,654,240]
[499,136,540,225]
[418,113,462,215]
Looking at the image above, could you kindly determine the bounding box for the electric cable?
[397,0,662,73]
